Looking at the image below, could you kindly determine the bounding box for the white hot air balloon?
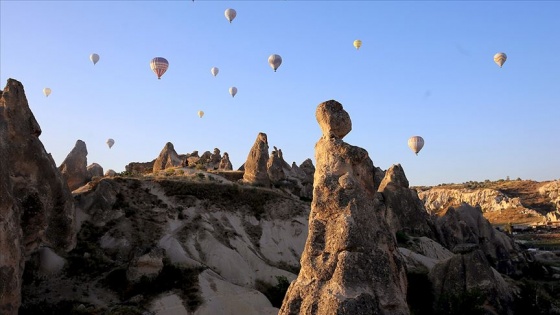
[268,54,282,72]
[211,67,219,77]
[43,88,51,97]
[408,136,425,156]
[90,53,100,65]
[229,86,237,97]
[494,52,507,68]
[106,138,115,149]
[198,110,204,118]
[225,8,237,23]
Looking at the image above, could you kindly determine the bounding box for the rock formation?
[279,100,409,315]
[125,160,155,174]
[86,163,104,180]
[429,249,514,315]
[105,169,117,177]
[242,132,270,187]
[218,152,233,171]
[419,187,525,214]
[435,203,527,276]
[267,146,287,184]
[0,79,75,314]
[208,148,222,170]
[378,164,436,239]
[58,140,89,191]
[184,150,200,167]
[153,142,182,172]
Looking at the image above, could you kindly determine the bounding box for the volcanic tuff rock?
[429,249,515,315]
[419,187,525,214]
[86,163,104,180]
[218,152,233,171]
[58,140,89,191]
[378,164,437,239]
[153,142,182,172]
[0,79,75,315]
[279,100,410,315]
[267,146,287,184]
[435,203,527,276]
[125,160,155,174]
[242,132,270,187]
[539,180,560,210]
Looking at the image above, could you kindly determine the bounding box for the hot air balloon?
[150,57,169,79]
[90,53,100,65]
[268,54,282,72]
[353,39,362,50]
[408,136,425,156]
[494,52,507,68]
[211,67,219,77]
[225,8,236,23]
[229,87,237,97]
[198,110,204,118]
[43,88,51,97]
[106,138,115,149]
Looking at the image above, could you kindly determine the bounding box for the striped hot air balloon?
[408,136,425,155]
[150,57,169,79]
[493,52,507,68]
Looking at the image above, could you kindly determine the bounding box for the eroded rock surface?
[242,133,270,187]
[153,142,182,172]
[279,100,409,315]
[58,140,89,191]
[0,79,75,314]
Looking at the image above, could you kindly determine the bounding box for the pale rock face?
[242,132,270,187]
[58,140,89,191]
[218,152,233,171]
[127,249,164,282]
[86,163,104,180]
[0,79,75,314]
[279,100,409,315]
[315,99,352,139]
[539,180,560,211]
[105,169,117,177]
[195,270,278,315]
[153,142,182,172]
[418,188,525,214]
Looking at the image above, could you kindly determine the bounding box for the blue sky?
[1,1,559,186]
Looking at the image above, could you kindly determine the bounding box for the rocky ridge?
[2,80,558,314]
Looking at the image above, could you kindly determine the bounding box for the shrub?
[255,276,291,308]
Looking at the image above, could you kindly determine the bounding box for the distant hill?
[414,179,560,225]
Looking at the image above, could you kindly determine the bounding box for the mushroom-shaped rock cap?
[316,100,351,139]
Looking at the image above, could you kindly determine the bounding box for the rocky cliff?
[279,100,410,315]
[0,79,75,314]
[416,180,560,224]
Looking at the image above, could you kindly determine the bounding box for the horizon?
[1,1,559,186]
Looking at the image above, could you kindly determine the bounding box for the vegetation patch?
[157,179,289,219]
[102,260,205,312]
[255,276,291,308]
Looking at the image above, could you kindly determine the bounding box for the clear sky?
[1,1,559,186]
